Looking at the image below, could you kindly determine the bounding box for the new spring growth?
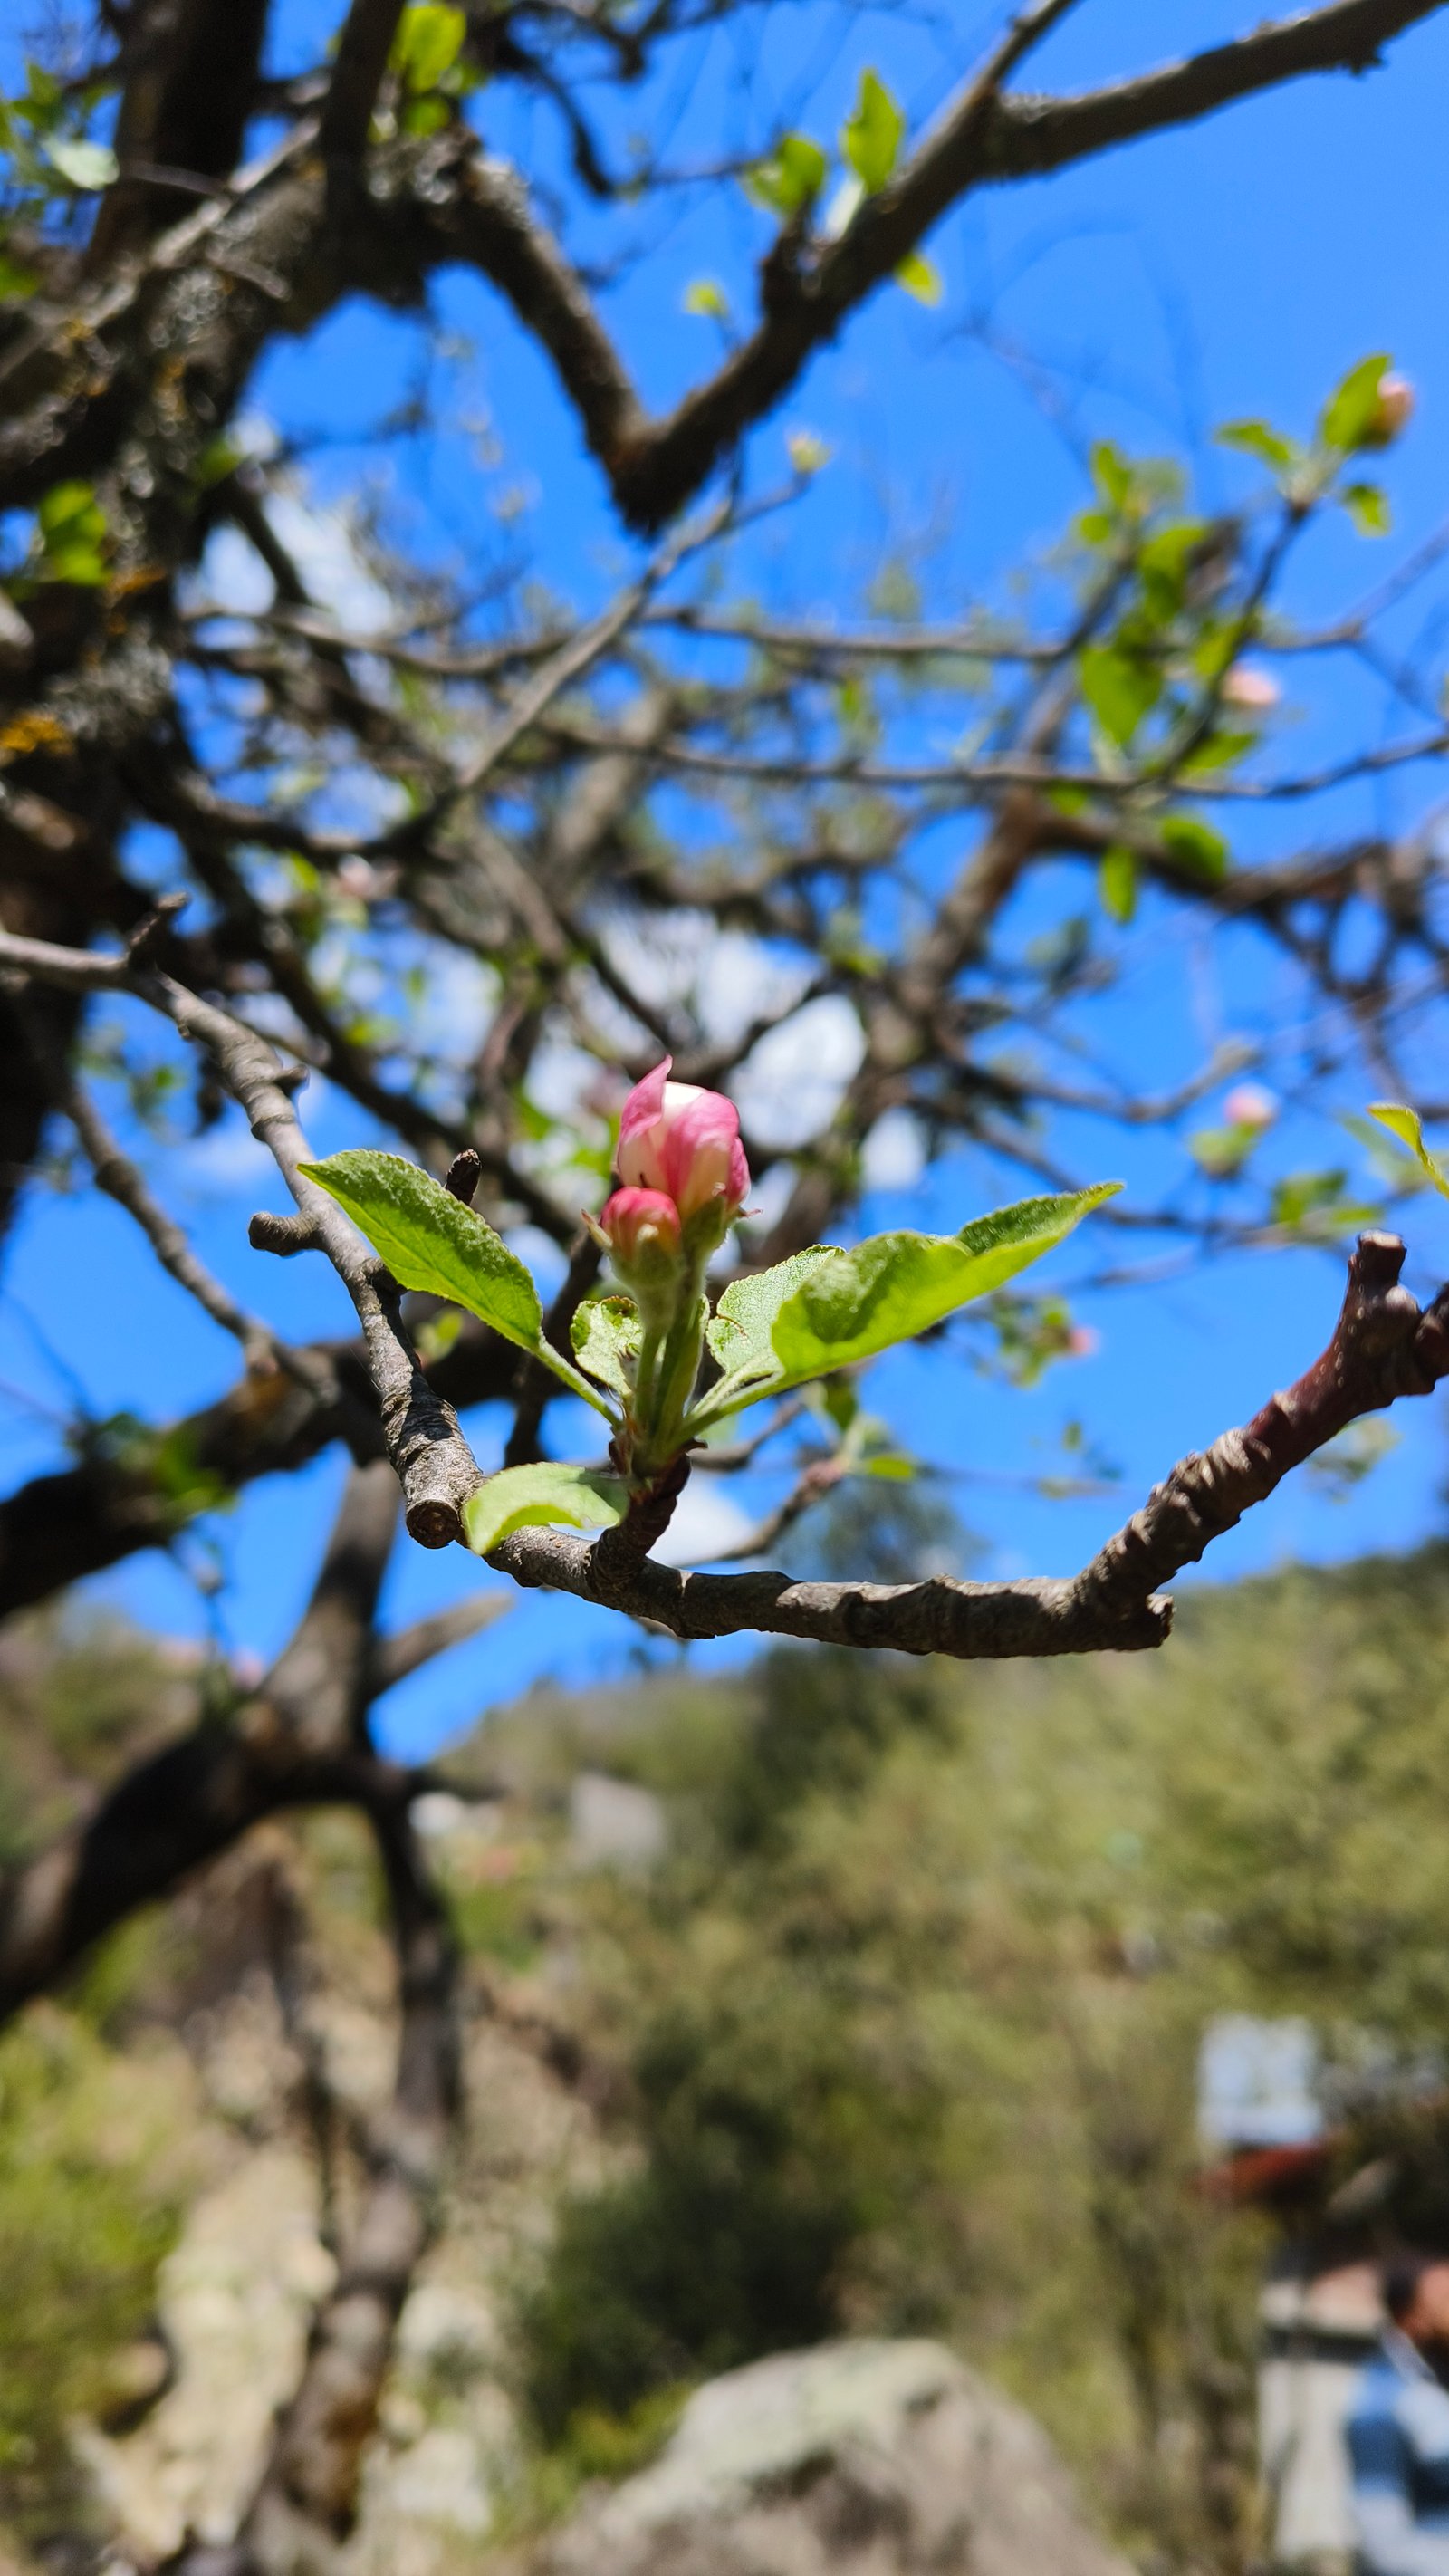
[595,1060,750,1477]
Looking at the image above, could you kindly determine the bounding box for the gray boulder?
[533,2337,1133,2576]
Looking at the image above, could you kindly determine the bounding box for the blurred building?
[1199,2017,1381,2570]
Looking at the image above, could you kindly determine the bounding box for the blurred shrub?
[0,2007,188,2541]
[512,1551,1449,2569]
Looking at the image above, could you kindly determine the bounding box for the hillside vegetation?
[8,1548,1449,2568]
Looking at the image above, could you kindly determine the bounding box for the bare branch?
[367,1590,511,1696]
[320,0,408,161]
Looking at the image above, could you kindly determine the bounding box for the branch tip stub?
[405,1496,465,1550]
[249,1209,318,1256]
[443,1149,482,1206]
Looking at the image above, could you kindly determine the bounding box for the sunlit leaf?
[682,276,730,319]
[43,137,117,189]
[1098,846,1137,924]
[894,250,942,305]
[1079,645,1160,747]
[744,131,827,216]
[1157,815,1228,882]
[763,1187,1120,1393]
[1319,352,1391,454]
[464,1462,627,1557]
[571,1295,641,1399]
[1368,1102,1449,1201]
[1342,479,1391,537]
[300,1148,543,1341]
[1216,418,1299,474]
[703,1247,838,1405]
[389,1,465,90]
[840,68,903,196]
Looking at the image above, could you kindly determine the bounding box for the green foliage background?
[489,1547,1449,2563]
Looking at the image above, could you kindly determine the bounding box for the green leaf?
[1187,1122,1260,1179]
[1216,418,1299,474]
[1341,1111,1427,1194]
[463,1463,627,1558]
[1319,352,1391,454]
[1079,644,1160,747]
[1089,441,1135,513]
[43,136,117,189]
[840,68,904,196]
[1270,1168,1378,1240]
[571,1295,641,1399]
[1157,814,1228,882]
[764,1187,1120,1394]
[1098,846,1137,924]
[703,1247,839,1401]
[682,276,730,319]
[299,1148,550,1352]
[400,92,449,132]
[389,1,465,91]
[39,481,105,545]
[36,479,107,586]
[1342,479,1391,537]
[1176,729,1256,781]
[894,250,941,306]
[0,251,40,300]
[1367,1102,1449,1201]
[744,131,827,216]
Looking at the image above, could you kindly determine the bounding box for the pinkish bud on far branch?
[617,1059,749,1230]
[1222,1082,1278,1131]
[1367,370,1415,447]
[1221,663,1281,713]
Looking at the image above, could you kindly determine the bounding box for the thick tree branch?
[218,1802,459,2576]
[532,0,1444,526]
[0,1461,471,2575]
[0,1460,403,2023]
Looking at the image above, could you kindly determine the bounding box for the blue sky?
[5,0,1449,1754]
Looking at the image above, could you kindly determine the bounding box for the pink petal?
[619,1059,672,1150]
[661,1090,744,1216]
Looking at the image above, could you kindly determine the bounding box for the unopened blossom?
[616,1059,749,1226]
[1367,370,1415,446]
[1221,663,1281,713]
[1223,1082,1278,1131]
[599,1184,681,1269]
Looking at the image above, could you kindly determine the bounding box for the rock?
[78,2146,334,2561]
[533,2338,1134,2576]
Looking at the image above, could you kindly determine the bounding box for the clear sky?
[5,0,1449,1754]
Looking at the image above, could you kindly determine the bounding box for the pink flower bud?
[1221,663,1280,712]
[600,1185,682,1269]
[1369,370,1415,444]
[617,1058,750,1224]
[1222,1082,1277,1131]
